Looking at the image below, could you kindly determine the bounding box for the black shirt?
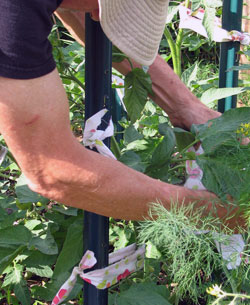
[0,0,63,79]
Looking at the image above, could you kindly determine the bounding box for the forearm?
[56,8,196,116]
[0,70,242,229]
[35,138,219,220]
[31,139,243,229]
[113,55,220,129]
[113,56,195,114]
[55,9,220,129]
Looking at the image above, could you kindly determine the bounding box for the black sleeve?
[0,0,63,79]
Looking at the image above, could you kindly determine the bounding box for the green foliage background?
[0,2,250,304]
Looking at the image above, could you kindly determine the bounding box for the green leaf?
[181,63,198,88]
[124,68,153,123]
[146,163,171,182]
[197,153,249,200]
[228,64,250,71]
[142,127,157,138]
[158,123,171,136]
[15,174,49,204]
[191,107,250,201]
[14,279,31,305]
[52,219,83,279]
[191,0,202,11]
[23,251,57,267]
[200,87,246,106]
[112,45,126,63]
[140,115,159,128]
[192,107,250,152]
[119,151,146,173]
[0,246,16,262]
[2,264,23,287]
[124,125,143,144]
[166,5,179,24]
[144,258,161,278]
[145,127,176,180]
[24,219,41,231]
[0,195,16,209]
[113,230,129,250]
[0,245,26,275]
[174,128,195,151]
[26,265,53,278]
[202,5,215,42]
[151,128,176,166]
[109,293,117,305]
[52,205,78,216]
[29,227,58,255]
[28,220,83,302]
[32,280,83,303]
[126,139,148,151]
[145,241,162,259]
[0,207,14,229]
[0,225,32,246]
[116,283,171,305]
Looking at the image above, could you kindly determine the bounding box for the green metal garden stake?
[84,13,112,305]
[218,0,243,112]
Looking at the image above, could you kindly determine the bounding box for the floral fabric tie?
[82,108,116,159]
[179,5,250,45]
[184,145,206,191]
[52,244,145,305]
[184,145,245,269]
[52,112,145,305]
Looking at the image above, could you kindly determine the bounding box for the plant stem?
[69,69,86,90]
[6,151,17,164]
[7,288,11,305]
[168,164,186,173]
[170,157,192,163]
[112,53,134,70]
[172,139,200,161]
[0,172,10,179]
[164,27,179,75]
[175,0,191,77]
[175,27,183,77]
[111,136,122,159]
[221,263,238,294]
[126,58,134,71]
[61,75,85,90]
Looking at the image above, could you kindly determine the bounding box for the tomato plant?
[0,6,250,305]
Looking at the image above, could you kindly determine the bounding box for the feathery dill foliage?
[138,202,224,303]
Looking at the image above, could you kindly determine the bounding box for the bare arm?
[0,71,245,229]
[0,71,237,225]
[55,9,220,130]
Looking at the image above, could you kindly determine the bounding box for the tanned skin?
[0,0,245,229]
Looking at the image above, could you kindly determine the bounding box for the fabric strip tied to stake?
[82,108,117,159]
[52,244,145,305]
[52,110,145,305]
[178,4,250,45]
[184,145,245,270]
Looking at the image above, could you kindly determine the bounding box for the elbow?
[25,169,66,202]
[22,147,101,207]
[25,160,99,206]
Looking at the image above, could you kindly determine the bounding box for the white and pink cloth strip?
[179,5,250,45]
[52,244,145,305]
